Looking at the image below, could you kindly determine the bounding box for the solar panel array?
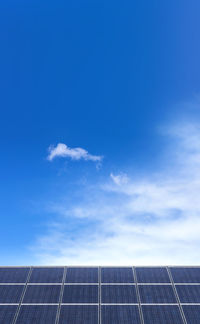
[0,266,199,323]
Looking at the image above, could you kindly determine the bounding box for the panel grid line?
[60,303,99,305]
[21,303,59,305]
[12,266,33,324]
[100,282,135,285]
[64,283,99,285]
[55,266,67,324]
[99,266,101,324]
[133,266,144,324]
[167,267,187,324]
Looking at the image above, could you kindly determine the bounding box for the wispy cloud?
[34,120,200,265]
[110,173,129,185]
[47,143,103,162]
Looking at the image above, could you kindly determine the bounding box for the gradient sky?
[1,0,200,265]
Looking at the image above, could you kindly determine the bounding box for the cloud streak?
[110,173,129,185]
[34,120,200,265]
[47,143,103,162]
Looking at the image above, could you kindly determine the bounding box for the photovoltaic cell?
[142,305,184,324]
[101,268,134,283]
[176,285,200,303]
[29,267,64,283]
[136,267,170,283]
[170,267,200,283]
[101,285,137,304]
[139,285,177,304]
[182,305,200,324]
[0,305,18,324]
[0,267,29,283]
[62,285,98,303]
[0,285,24,303]
[101,305,141,324]
[15,305,57,324]
[65,267,98,283]
[23,285,61,303]
[59,305,98,324]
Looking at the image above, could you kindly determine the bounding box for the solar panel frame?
[55,266,67,324]
[175,284,200,303]
[170,267,200,283]
[182,305,200,324]
[22,284,61,304]
[101,267,134,283]
[15,305,58,324]
[139,284,177,304]
[136,267,170,283]
[58,305,98,324]
[0,305,18,324]
[65,267,99,283]
[101,305,141,324]
[62,284,99,304]
[0,267,30,283]
[142,305,184,324]
[29,267,64,283]
[0,285,24,303]
[101,284,138,304]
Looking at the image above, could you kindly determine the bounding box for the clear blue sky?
[1,0,200,265]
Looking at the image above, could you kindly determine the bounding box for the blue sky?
[1,0,200,265]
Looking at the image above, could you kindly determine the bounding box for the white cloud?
[47,143,103,162]
[110,173,129,185]
[33,120,200,265]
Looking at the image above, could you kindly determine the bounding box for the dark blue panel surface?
[176,285,200,303]
[62,285,98,303]
[101,305,141,324]
[0,268,29,283]
[15,305,57,324]
[0,285,24,303]
[0,305,18,324]
[59,305,98,324]
[65,268,98,283]
[136,267,170,283]
[170,267,200,283]
[23,285,61,303]
[182,305,200,324]
[101,268,134,283]
[29,267,64,283]
[101,285,137,304]
[142,305,184,324]
[139,285,176,304]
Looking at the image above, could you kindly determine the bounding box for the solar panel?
[29,267,64,283]
[101,305,141,324]
[142,305,184,324]
[101,267,134,283]
[59,305,98,324]
[65,267,98,283]
[23,285,61,303]
[170,267,200,283]
[0,267,29,283]
[139,284,177,304]
[182,305,200,324]
[176,284,200,303]
[136,267,170,283]
[0,305,18,324]
[62,285,98,303]
[0,285,24,303]
[0,266,199,323]
[15,305,57,324]
[101,285,137,304]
